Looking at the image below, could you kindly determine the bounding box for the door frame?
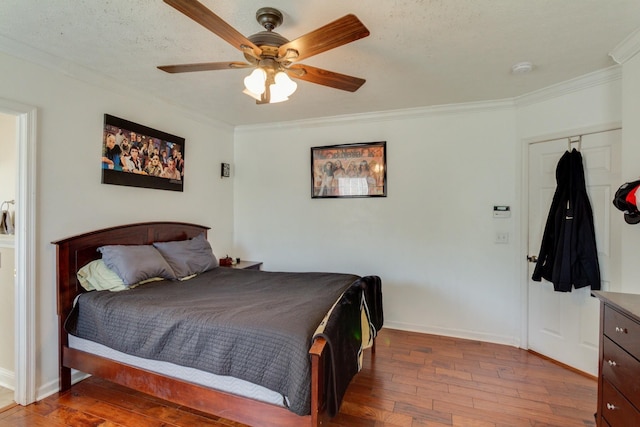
[519,121,621,350]
[0,98,37,405]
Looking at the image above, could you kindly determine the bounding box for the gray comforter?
[65,267,362,415]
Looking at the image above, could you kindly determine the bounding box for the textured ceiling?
[1,0,639,126]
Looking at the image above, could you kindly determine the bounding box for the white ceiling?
[1,1,639,127]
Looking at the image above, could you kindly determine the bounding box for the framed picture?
[101,114,185,192]
[311,141,387,198]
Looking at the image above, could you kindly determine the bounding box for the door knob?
[527,255,538,263]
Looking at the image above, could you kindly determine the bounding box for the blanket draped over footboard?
[65,267,383,416]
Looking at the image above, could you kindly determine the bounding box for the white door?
[527,129,621,375]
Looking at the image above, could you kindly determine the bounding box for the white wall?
[234,103,523,345]
[515,70,622,140]
[0,51,236,398]
[619,49,640,293]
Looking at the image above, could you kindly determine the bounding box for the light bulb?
[274,71,297,97]
[243,68,266,95]
[268,86,289,103]
[268,72,297,103]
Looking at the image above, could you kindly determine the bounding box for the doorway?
[0,98,37,406]
[525,127,621,375]
[0,112,16,408]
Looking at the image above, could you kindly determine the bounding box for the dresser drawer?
[601,379,640,427]
[602,336,640,411]
[604,305,640,360]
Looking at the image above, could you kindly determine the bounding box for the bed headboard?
[52,221,210,320]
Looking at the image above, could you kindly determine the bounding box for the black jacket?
[532,149,601,292]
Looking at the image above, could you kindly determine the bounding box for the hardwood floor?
[0,328,597,426]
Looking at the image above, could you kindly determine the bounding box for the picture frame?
[311,141,387,198]
[101,114,185,192]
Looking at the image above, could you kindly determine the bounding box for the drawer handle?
[607,403,617,410]
[615,326,627,334]
[607,359,617,367]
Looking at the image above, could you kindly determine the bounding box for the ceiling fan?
[158,0,370,104]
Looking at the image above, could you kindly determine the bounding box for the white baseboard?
[383,321,521,348]
[0,367,14,390]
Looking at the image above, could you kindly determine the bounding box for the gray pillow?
[153,233,218,278]
[97,244,176,286]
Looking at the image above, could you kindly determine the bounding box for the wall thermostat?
[493,205,511,218]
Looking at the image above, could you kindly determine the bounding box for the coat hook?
[568,136,582,151]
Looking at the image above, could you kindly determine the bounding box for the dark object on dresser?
[593,291,640,426]
[219,255,233,266]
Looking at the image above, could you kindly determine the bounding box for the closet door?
[527,129,621,375]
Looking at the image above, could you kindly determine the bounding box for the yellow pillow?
[77,259,161,292]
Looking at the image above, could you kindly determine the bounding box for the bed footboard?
[61,337,330,427]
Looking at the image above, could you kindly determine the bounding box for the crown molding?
[610,27,640,64]
[239,66,621,133]
[514,66,621,107]
[235,98,515,133]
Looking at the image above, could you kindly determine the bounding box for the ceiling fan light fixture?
[269,72,297,103]
[275,71,297,95]
[244,68,267,95]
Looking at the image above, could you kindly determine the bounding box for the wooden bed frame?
[54,221,361,427]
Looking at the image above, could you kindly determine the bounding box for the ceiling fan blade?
[158,62,253,73]
[278,14,369,62]
[288,64,365,92]
[163,0,262,57]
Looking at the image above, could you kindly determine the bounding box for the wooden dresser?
[593,291,640,426]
